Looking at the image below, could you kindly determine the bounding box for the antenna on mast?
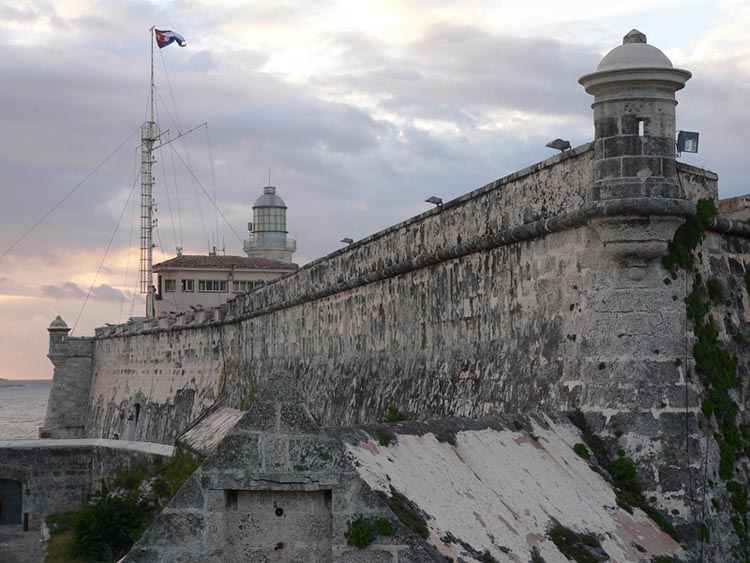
[140,26,159,319]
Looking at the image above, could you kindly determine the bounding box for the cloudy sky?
[0,0,748,379]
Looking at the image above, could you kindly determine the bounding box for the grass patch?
[50,448,202,562]
[436,431,457,446]
[343,515,396,548]
[378,488,429,540]
[661,198,717,274]
[574,443,591,460]
[376,429,392,447]
[568,409,679,542]
[382,406,407,422]
[548,523,606,563]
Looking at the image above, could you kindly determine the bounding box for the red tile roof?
[153,255,297,271]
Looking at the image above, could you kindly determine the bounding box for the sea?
[0,380,53,439]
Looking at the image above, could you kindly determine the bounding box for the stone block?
[337,548,394,562]
[621,156,662,179]
[278,402,318,433]
[170,475,204,509]
[594,158,622,181]
[595,116,619,138]
[260,436,289,471]
[604,135,643,158]
[643,136,674,157]
[288,437,350,471]
[202,433,261,471]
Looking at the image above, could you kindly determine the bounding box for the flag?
[155,29,187,49]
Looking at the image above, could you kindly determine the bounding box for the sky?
[0,0,748,379]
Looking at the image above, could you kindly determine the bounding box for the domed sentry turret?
[244,186,296,263]
[579,29,691,202]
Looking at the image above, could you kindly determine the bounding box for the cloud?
[40,282,127,303]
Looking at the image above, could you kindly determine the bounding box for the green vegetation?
[609,458,636,488]
[568,409,679,542]
[706,277,721,301]
[480,552,498,563]
[46,450,201,562]
[382,406,407,422]
[597,362,605,370]
[238,378,257,411]
[436,431,457,446]
[530,548,547,563]
[686,273,747,552]
[662,199,750,558]
[45,512,87,563]
[378,489,429,539]
[376,429,392,447]
[661,198,717,274]
[548,523,605,563]
[574,443,591,461]
[344,515,394,548]
[71,488,153,560]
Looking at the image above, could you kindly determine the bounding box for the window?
[181,279,194,292]
[255,207,286,232]
[198,280,228,292]
[164,279,176,292]
[233,280,265,293]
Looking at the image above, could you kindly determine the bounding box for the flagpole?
[150,26,155,124]
[140,27,157,319]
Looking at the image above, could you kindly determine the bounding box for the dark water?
[0,380,52,439]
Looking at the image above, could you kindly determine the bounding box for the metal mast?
[140,27,158,318]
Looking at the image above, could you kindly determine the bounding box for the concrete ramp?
[337,415,683,562]
[178,407,245,456]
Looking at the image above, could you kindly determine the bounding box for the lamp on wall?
[677,130,699,154]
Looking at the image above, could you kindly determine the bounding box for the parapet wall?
[45,143,750,558]
[73,147,727,446]
[82,144,595,442]
[0,440,173,529]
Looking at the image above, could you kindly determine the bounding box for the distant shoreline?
[0,378,26,388]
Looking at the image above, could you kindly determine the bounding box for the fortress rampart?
[38,30,750,559]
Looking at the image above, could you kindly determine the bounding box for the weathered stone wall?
[125,375,443,563]
[83,146,596,442]
[42,336,94,438]
[76,152,736,449]
[45,146,749,558]
[0,440,173,529]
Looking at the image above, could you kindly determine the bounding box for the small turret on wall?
[580,30,694,275]
[40,316,94,439]
[580,29,691,203]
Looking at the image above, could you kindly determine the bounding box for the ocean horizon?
[0,379,53,439]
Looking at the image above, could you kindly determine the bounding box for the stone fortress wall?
[39,30,750,559]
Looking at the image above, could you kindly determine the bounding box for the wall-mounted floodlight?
[677,131,699,154]
[340,237,354,245]
[425,196,443,206]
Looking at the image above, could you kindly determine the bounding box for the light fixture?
[425,196,443,206]
[677,131,699,153]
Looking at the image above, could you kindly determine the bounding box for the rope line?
[205,123,220,249]
[119,153,141,322]
[168,143,244,245]
[0,127,140,261]
[72,173,140,334]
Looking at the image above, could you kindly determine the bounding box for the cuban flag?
[155,29,187,49]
